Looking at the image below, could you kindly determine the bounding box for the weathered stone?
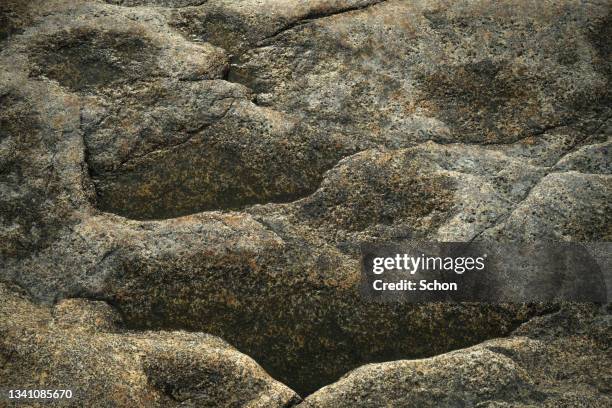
[302,304,612,407]
[0,0,610,403]
[167,1,386,53]
[0,283,299,407]
[228,0,610,145]
[485,172,612,241]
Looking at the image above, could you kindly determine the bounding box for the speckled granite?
[1,0,610,404]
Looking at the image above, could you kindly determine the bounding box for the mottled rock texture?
[302,304,612,407]
[0,283,299,407]
[1,0,610,404]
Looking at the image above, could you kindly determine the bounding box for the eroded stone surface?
[228,0,610,145]
[0,0,610,403]
[166,0,386,53]
[302,304,612,407]
[0,283,300,407]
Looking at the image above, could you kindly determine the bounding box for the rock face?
[0,0,610,404]
[302,304,612,407]
[0,283,299,407]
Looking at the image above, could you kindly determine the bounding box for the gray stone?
[0,283,300,407]
[0,0,610,403]
[302,304,611,407]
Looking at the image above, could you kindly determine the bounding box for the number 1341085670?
[7,389,73,399]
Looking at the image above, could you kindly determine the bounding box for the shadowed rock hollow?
[1,0,610,404]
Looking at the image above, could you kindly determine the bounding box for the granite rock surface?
[0,282,300,407]
[1,0,610,404]
[302,304,612,407]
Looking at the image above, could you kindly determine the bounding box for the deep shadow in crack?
[111,289,560,396]
[89,137,357,220]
